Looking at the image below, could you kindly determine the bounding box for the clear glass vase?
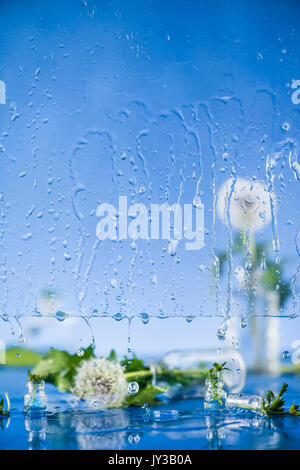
[204,378,227,409]
[24,380,47,413]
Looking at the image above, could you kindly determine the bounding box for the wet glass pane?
[0,0,299,325]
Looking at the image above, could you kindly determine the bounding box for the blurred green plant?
[260,382,300,417]
[215,233,291,310]
[4,348,42,367]
[0,394,10,417]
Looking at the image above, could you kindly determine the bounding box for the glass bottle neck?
[26,380,45,392]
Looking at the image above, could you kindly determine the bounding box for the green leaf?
[0,394,10,416]
[126,384,168,407]
[266,390,275,404]
[278,382,288,398]
[28,369,43,382]
[107,349,117,362]
[33,348,72,379]
[289,403,300,416]
[261,382,292,416]
[33,346,96,392]
[211,362,228,373]
[121,354,149,373]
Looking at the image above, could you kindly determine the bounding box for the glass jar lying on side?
[156,348,246,400]
[226,393,263,411]
[24,380,47,413]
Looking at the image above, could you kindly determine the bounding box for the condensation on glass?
[0,0,299,323]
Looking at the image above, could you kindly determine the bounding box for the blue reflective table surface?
[1,368,300,450]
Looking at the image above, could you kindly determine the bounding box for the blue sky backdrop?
[0,0,300,361]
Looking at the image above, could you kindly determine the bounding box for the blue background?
[0,0,300,362]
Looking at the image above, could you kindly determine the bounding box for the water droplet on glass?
[193,195,203,208]
[22,232,33,241]
[282,350,291,359]
[185,315,195,323]
[110,279,118,288]
[168,239,178,256]
[281,122,290,132]
[198,265,206,272]
[216,328,226,341]
[261,259,267,271]
[128,381,139,395]
[150,275,158,286]
[55,311,66,322]
[113,313,124,322]
[140,312,150,324]
[240,315,247,328]
[77,348,84,357]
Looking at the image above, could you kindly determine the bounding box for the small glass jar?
[204,378,227,409]
[24,380,47,413]
[226,393,262,411]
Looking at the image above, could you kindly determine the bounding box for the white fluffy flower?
[217,177,271,232]
[72,358,128,408]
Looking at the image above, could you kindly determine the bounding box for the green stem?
[125,370,153,380]
[125,368,207,382]
[25,382,36,412]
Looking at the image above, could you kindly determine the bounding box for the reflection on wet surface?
[1,368,300,449]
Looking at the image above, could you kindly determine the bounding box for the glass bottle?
[226,393,262,410]
[160,348,246,393]
[204,377,227,409]
[24,380,47,413]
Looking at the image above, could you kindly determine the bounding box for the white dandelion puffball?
[72,358,128,408]
[217,177,271,232]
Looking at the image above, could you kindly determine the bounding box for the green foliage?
[206,362,228,406]
[121,354,149,373]
[107,349,117,362]
[289,402,300,416]
[5,348,42,367]
[213,252,227,277]
[0,394,10,416]
[207,362,228,381]
[33,345,95,392]
[216,235,291,309]
[261,382,300,417]
[158,367,206,387]
[261,382,287,416]
[32,345,210,408]
[213,362,229,373]
[126,384,168,407]
[260,261,291,308]
[27,369,42,382]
